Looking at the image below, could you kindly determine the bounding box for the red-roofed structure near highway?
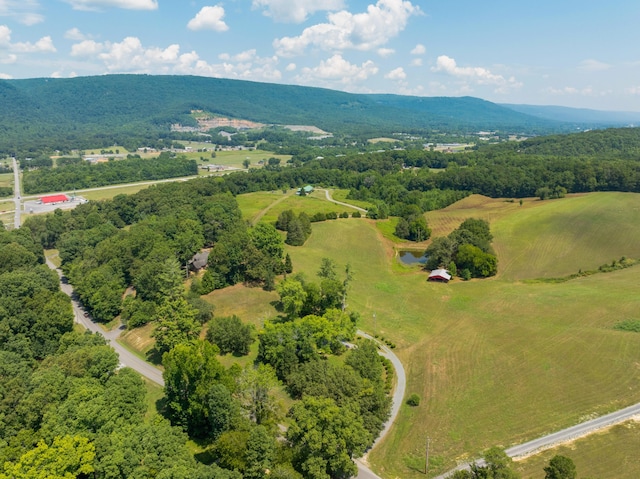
[40,194,69,204]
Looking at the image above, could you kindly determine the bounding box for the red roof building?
[40,194,69,204]
[428,269,452,282]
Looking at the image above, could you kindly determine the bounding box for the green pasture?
[237,189,362,225]
[79,183,157,201]
[236,190,291,223]
[329,188,375,210]
[514,420,640,479]
[277,193,640,477]
[184,147,291,170]
[0,172,13,188]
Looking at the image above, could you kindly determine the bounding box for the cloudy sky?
[1,0,640,111]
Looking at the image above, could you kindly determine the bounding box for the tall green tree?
[287,396,371,479]
[544,455,577,479]
[162,340,229,438]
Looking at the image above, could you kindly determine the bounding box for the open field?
[226,192,640,478]
[329,188,375,210]
[514,419,640,478]
[0,172,13,188]
[242,189,364,225]
[113,191,640,478]
[236,190,291,223]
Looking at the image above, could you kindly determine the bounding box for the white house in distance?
[428,269,452,282]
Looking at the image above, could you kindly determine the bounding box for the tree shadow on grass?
[146,347,164,366]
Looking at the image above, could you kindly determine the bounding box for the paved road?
[435,402,640,479]
[320,188,368,213]
[46,258,164,386]
[12,157,20,228]
[355,330,407,479]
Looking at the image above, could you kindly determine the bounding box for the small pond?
[397,250,427,265]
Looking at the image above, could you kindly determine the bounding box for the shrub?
[352,211,362,218]
[340,211,350,218]
[406,393,421,407]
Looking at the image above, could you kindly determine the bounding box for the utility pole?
[425,436,430,474]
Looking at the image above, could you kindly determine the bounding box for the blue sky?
[1,0,639,111]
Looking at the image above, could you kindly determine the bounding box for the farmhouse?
[296,185,314,195]
[428,269,452,282]
[188,251,210,272]
[39,194,69,205]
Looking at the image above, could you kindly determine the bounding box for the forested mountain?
[0,74,562,155]
[502,103,640,126]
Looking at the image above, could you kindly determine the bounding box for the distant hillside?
[501,103,640,127]
[484,126,640,158]
[0,75,562,154]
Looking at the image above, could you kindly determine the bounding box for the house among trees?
[188,251,209,272]
[296,185,314,195]
[428,269,452,282]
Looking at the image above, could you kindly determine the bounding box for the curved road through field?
[319,188,368,213]
[355,330,407,479]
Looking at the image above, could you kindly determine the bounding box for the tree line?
[22,153,198,194]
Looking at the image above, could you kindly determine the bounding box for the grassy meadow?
[266,192,640,477]
[110,189,640,478]
[236,189,363,225]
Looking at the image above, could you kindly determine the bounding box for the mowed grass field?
[278,192,640,477]
[514,420,640,478]
[237,189,363,225]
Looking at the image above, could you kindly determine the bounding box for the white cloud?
[65,28,88,41]
[252,0,344,23]
[377,47,394,57]
[410,58,421,67]
[0,25,10,46]
[0,26,56,53]
[274,0,420,56]
[627,86,640,95]
[410,43,425,55]
[0,72,12,78]
[72,36,282,82]
[285,62,296,71]
[0,53,16,63]
[187,5,229,32]
[12,35,55,53]
[432,55,522,92]
[71,39,105,57]
[62,0,158,11]
[385,67,405,80]
[294,54,378,87]
[0,0,43,25]
[579,59,610,72]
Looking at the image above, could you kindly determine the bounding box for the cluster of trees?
[394,205,432,242]
[425,218,497,278]
[22,183,288,331]
[0,221,236,478]
[22,153,198,194]
[275,210,312,246]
